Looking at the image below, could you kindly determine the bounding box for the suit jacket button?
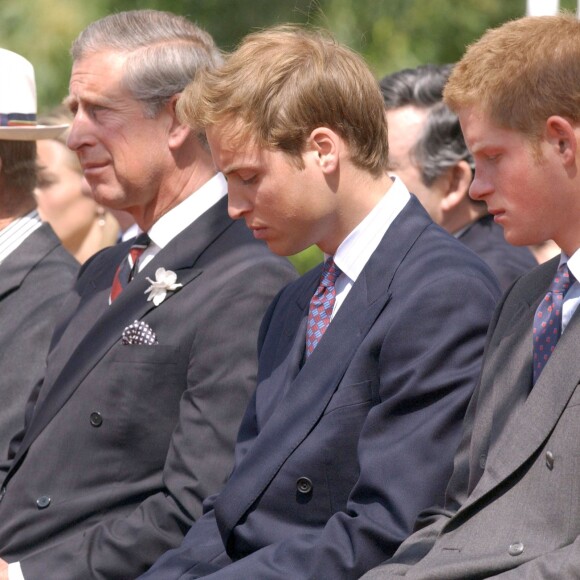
[90,412,103,427]
[508,542,524,556]
[545,451,554,470]
[36,496,51,510]
[296,477,313,495]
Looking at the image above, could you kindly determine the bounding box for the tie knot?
[128,232,151,261]
[320,258,341,288]
[132,232,151,249]
[550,263,575,297]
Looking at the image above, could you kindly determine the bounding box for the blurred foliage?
[1,0,573,273]
[0,0,554,112]
[289,245,324,275]
[0,0,102,108]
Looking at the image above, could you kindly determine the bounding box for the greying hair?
[380,64,474,186]
[71,10,223,118]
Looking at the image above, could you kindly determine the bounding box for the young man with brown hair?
[140,25,500,579]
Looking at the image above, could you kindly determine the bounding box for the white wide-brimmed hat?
[0,48,68,141]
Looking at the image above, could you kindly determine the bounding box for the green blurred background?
[2,0,575,272]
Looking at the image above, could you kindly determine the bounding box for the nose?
[468,168,492,202]
[66,110,92,153]
[227,185,252,221]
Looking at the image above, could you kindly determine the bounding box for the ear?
[166,94,193,150]
[545,115,577,167]
[440,160,473,212]
[308,127,340,174]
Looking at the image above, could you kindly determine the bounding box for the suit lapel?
[215,196,431,544]
[459,261,580,512]
[10,199,233,469]
[0,224,60,298]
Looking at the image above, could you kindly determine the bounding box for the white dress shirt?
[0,210,42,266]
[561,249,580,333]
[330,177,411,318]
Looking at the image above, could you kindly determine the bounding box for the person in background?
[363,14,580,579]
[140,24,500,579]
[0,10,296,580]
[36,106,120,263]
[0,50,78,462]
[381,64,538,291]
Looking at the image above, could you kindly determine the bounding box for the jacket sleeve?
[362,280,517,578]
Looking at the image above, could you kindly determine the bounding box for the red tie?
[110,233,150,302]
[305,258,342,357]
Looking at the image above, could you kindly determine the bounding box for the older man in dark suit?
[381,64,538,291]
[364,14,580,580]
[0,49,78,463]
[140,25,501,579]
[0,11,296,580]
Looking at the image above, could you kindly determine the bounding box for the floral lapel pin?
[144,267,183,306]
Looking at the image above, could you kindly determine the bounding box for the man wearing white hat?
[0,48,78,464]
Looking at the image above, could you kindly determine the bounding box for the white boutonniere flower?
[145,268,183,306]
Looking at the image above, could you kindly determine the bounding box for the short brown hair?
[444,14,580,140]
[0,140,37,196]
[178,25,389,176]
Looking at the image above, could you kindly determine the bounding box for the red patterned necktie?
[305,257,342,357]
[110,233,151,302]
[532,262,575,384]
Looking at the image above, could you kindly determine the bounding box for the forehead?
[386,105,429,159]
[206,124,262,172]
[458,106,520,152]
[67,50,129,105]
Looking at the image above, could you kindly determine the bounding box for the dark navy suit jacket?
[141,196,501,580]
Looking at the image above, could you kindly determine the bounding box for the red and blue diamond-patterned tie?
[110,232,151,303]
[532,262,575,384]
[305,257,342,357]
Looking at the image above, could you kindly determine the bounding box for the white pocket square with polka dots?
[121,320,158,345]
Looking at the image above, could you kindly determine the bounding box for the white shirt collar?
[147,173,227,250]
[333,177,411,285]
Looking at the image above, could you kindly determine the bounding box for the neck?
[61,211,120,264]
[446,201,487,235]
[130,158,217,232]
[319,171,393,255]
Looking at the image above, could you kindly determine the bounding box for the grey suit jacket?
[0,198,297,579]
[363,255,580,579]
[0,223,78,462]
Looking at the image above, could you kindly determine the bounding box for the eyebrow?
[221,162,259,177]
[62,95,76,111]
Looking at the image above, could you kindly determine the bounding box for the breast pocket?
[112,344,181,364]
[323,379,374,416]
